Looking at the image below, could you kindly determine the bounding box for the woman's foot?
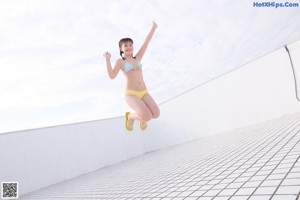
[140,121,147,131]
[125,112,134,131]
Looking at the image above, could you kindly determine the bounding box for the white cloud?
[1,0,300,133]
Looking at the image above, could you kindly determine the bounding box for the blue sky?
[0,0,300,133]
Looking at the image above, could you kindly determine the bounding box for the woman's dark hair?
[119,38,135,60]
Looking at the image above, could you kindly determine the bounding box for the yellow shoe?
[140,121,147,131]
[125,112,133,131]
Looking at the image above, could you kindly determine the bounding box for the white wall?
[1,40,300,196]
[0,119,175,196]
[159,40,300,139]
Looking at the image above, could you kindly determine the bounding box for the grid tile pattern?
[21,113,300,200]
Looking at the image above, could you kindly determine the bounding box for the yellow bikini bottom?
[125,89,148,99]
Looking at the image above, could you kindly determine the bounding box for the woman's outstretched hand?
[152,21,158,28]
[103,52,111,59]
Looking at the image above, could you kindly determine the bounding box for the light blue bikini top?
[124,59,143,73]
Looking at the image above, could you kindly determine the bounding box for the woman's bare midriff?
[125,70,147,91]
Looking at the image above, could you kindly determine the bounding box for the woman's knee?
[141,110,152,121]
[152,109,160,119]
[151,106,160,119]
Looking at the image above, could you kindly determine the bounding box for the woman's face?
[120,41,134,55]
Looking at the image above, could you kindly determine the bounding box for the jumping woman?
[103,21,160,131]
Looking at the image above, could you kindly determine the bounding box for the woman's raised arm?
[135,21,158,61]
[103,52,121,79]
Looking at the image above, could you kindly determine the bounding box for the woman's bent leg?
[125,95,153,123]
[142,94,160,119]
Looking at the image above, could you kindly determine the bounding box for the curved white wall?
[159,40,300,139]
[1,40,300,196]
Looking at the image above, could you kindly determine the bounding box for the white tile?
[281,155,297,164]
[252,163,264,168]
[243,181,262,187]
[177,191,194,197]
[202,189,221,196]
[249,175,268,181]
[213,197,230,200]
[234,169,247,174]
[187,185,201,191]
[246,167,261,172]
[212,183,228,190]
[185,182,198,187]
[272,168,290,174]
[271,195,299,200]
[207,179,221,185]
[199,185,214,190]
[291,167,300,173]
[266,161,280,166]
[248,195,272,199]
[176,186,190,192]
[260,179,281,187]
[226,174,240,178]
[235,187,256,195]
[193,197,212,200]
[254,186,277,195]
[235,177,251,183]
[256,170,272,176]
[176,182,186,187]
[166,187,178,192]
[229,196,249,200]
[241,171,257,177]
[166,191,181,197]
[277,163,294,168]
[218,188,238,196]
[261,165,276,171]
[286,172,300,179]
[215,175,228,179]
[203,177,214,181]
[195,181,209,186]
[267,173,286,180]
[276,185,300,195]
[183,197,199,200]
[190,190,206,197]
[281,178,300,186]
[241,165,252,169]
[171,197,186,200]
[221,171,233,175]
[227,182,244,189]
[220,178,235,183]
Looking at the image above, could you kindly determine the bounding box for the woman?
[103,21,160,131]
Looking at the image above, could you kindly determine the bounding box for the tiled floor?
[21,113,300,200]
